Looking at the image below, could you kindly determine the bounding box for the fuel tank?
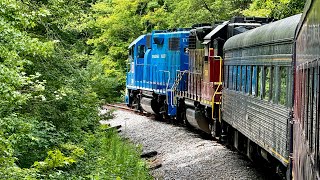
[186,108,211,134]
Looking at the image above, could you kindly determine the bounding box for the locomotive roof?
[128,35,145,49]
[224,14,302,51]
[203,21,229,43]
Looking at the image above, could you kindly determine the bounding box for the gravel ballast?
[105,109,275,180]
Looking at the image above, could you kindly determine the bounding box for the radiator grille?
[188,35,196,49]
[169,37,180,51]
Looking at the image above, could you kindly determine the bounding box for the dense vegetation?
[0,0,305,179]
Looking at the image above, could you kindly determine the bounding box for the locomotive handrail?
[170,70,188,106]
[212,56,223,121]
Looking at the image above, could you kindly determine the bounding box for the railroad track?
[104,103,154,118]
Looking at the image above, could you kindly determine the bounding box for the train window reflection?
[272,66,276,102]
[279,67,287,105]
[264,67,270,100]
[257,66,262,98]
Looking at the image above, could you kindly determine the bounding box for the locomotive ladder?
[170,70,188,106]
[211,56,223,122]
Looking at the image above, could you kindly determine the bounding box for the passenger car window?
[279,67,287,105]
[257,66,262,97]
[233,66,237,90]
[237,66,241,91]
[252,66,257,96]
[247,66,251,94]
[229,66,233,90]
[224,66,229,88]
[242,66,246,93]
[264,67,270,100]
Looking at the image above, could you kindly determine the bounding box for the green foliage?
[243,0,306,18]
[62,127,152,179]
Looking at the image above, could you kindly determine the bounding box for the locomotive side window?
[264,67,271,100]
[242,66,246,93]
[229,66,233,90]
[279,67,287,105]
[252,66,257,96]
[247,66,252,94]
[237,66,241,91]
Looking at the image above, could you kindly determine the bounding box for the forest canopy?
[0,0,305,178]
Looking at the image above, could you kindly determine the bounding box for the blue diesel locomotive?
[126,29,189,117]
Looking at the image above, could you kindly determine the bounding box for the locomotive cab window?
[138,45,145,58]
[129,46,134,60]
